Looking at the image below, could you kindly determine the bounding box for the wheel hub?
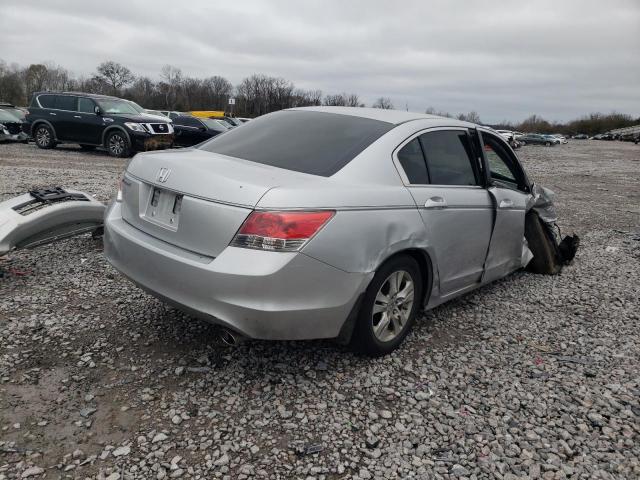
[371,270,415,342]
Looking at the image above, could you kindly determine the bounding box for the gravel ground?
[0,141,639,479]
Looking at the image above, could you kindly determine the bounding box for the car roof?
[33,91,121,101]
[288,106,474,127]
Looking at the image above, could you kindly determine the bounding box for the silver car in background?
[105,107,536,356]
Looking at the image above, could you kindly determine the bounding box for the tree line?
[0,59,637,134]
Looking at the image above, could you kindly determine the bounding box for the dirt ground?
[0,140,639,479]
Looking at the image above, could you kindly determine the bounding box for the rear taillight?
[231,211,335,251]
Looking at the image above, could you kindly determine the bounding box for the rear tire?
[34,124,56,149]
[105,131,131,158]
[351,254,423,357]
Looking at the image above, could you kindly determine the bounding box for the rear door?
[52,95,78,141]
[478,130,531,282]
[396,128,494,295]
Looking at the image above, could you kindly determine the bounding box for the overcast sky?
[1,0,638,122]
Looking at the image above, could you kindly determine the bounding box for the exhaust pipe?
[219,328,243,346]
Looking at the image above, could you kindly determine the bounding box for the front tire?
[105,131,131,158]
[34,124,56,149]
[352,255,423,356]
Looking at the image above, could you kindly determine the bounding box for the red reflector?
[238,211,335,239]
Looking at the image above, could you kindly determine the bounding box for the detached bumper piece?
[0,187,106,256]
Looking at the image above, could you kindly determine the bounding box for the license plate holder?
[144,187,182,230]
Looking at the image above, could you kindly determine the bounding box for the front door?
[72,97,104,144]
[396,128,494,295]
[478,130,532,282]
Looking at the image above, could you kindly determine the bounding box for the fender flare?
[102,125,131,147]
[31,119,58,140]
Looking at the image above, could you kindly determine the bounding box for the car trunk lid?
[121,148,312,257]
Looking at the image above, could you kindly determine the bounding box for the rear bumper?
[103,202,371,340]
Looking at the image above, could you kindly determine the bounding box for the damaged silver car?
[104,107,576,356]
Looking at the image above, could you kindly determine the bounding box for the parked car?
[105,107,552,356]
[172,115,229,147]
[519,133,556,146]
[23,92,174,157]
[160,111,187,120]
[0,102,27,121]
[573,134,589,139]
[551,134,568,144]
[222,117,244,127]
[495,129,521,149]
[543,135,561,145]
[0,109,28,142]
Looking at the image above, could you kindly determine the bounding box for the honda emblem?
[157,167,171,183]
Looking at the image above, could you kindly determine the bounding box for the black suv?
[23,92,174,157]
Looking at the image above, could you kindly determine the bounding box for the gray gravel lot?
[1,141,639,479]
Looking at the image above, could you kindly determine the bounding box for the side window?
[54,96,78,111]
[419,130,478,186]
[175,116,202,127]
[38,94,56,108]
[482,132,526,191]
[397,138,429,184]
[78,97,96,113]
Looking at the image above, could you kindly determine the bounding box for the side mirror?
[94,106,102,115]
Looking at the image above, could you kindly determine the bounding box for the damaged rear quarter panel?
[301,206,434,275]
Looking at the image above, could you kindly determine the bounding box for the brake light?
[231,211,335,251]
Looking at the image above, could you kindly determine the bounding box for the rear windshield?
[198,110,394,176]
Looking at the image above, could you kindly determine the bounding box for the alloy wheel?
[36,127,50,147]
[371,270,414,342]
[109,134,126,156]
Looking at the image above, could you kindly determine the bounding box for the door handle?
[73,115,82,119]
[49,112,56,116]
[424,196,447,209]
[499,199,514,208]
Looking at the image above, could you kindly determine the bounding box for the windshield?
[96,99,140,115]
[126,101,146,113]
[0,109,21,122]
[198,110,394,177]
[201,118,229,132]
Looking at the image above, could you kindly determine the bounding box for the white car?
[552,134,568,144]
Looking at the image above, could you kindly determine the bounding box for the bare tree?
[425,106,453,118]
[95,61,134,95]
[456,111,481,124]
[345,93,361,107]
[159,65,182,109]
[372,97,394,109]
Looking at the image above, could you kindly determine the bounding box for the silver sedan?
[104,107,537,356]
